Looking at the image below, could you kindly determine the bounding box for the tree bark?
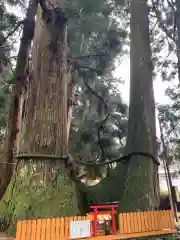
[1,0,38,199]
[175,0,180,83]
[67,80,76,143]
[119,0,159,212]
[0,5,80,235]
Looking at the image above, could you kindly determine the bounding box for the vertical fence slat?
[64,217,69,239]
[123,213,128,234]
[30,219,37,240]
[60,217,65,239]
[129,212,134,233]
[26,220,32,240]
[126,213,131,233]
[16,221,23,240]
[153,211,159,231]
[40,219,47,240]
[55,218,61,239]
[169,210,175,229]
[45,218,51,240]
[132,212,138,233]
[119,213,125,234]
[150,211,156,231]
[157,210,161,231]
[147,211,152,232]
[137,212,142,233]
[143,211,149,232]
[51,218,56,239]
[36,219,41,240]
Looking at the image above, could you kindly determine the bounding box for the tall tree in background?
[151,0,180,82]
[150,0,180,166]
[120,0,159,211]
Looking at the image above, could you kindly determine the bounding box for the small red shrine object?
[89,203,118,236]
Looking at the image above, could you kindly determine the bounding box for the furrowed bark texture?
[1,0,38,199]
[176,0,180,82]
[119,0,159,212]
[0,6,80,235]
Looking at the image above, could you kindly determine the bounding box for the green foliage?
[0,0,22,74]
[149,1,180,165]
[0,1,20,137]
[62,0,129,177]
[0,71,12,136]
[69,72,128,177]
[150,0,177,82]
[158,98,180,163]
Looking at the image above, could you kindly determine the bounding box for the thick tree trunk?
[0,5,80,235]
[119,0,159,212]
[1,0,38,199]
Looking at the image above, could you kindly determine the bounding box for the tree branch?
[74,53,108,59]
[0,20,25,46]
[151,0,175,42]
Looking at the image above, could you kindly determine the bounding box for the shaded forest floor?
[0,233,14,239]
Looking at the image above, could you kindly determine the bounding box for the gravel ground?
[0,233,14,240]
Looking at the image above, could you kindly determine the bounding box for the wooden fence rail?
[16,210,177,240]
[118,210,176,239]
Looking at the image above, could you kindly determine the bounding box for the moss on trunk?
[120,156,156,211]
[77,162,128,212]
[0,159,80,235]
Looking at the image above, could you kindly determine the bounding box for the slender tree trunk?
[159,117,178,221]
[0,5,80,235]
[1,0,38,198]
[120,0,159,212]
